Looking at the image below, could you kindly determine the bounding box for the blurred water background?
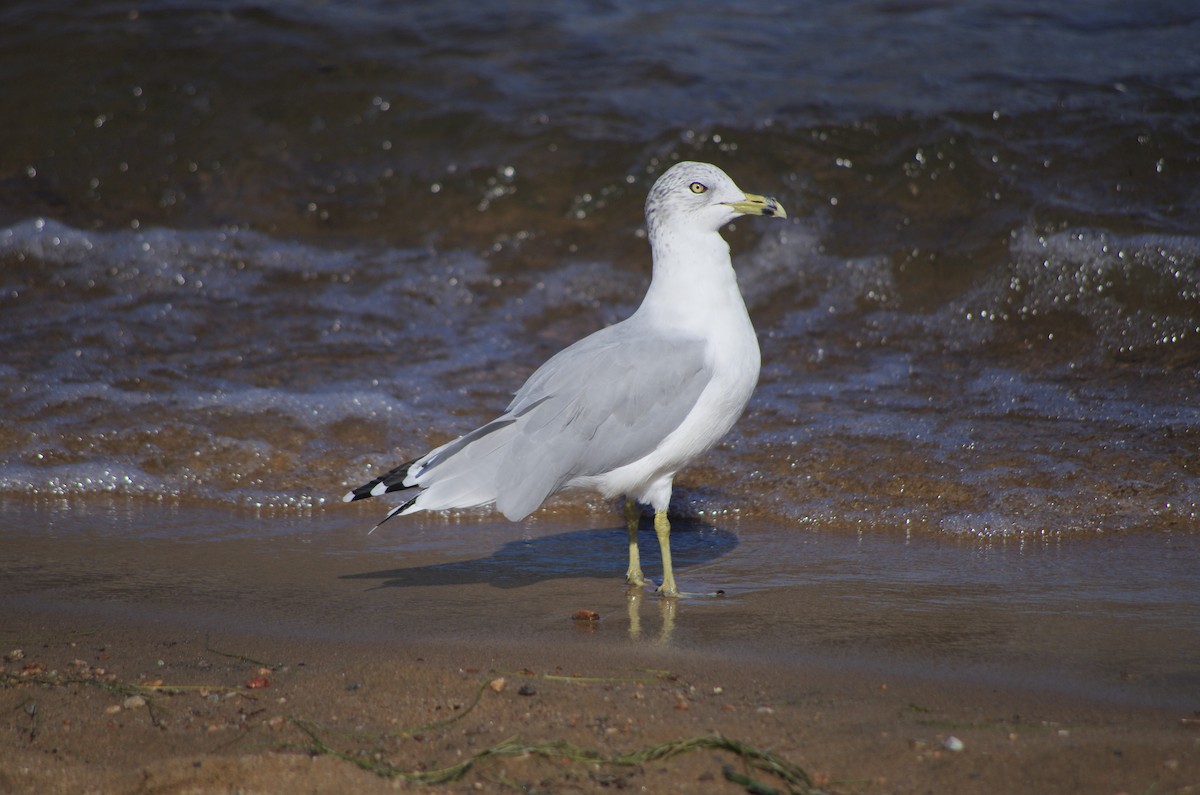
[2,0,1198,538]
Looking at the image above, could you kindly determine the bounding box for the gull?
[344,161,785,596]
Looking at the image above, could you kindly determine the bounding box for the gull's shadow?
[341,517,736,590]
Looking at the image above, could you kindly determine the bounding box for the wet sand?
[2,503,1198,793]
[3,615,1198,795]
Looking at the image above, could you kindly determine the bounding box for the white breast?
[569,224,761,508]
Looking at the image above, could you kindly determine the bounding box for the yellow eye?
[689,181,707,194]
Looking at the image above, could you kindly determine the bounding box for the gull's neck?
[636,223,750,335]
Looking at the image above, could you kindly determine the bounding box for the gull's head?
[645,161,786,237]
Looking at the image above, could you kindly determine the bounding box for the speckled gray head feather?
[644,161,743,235]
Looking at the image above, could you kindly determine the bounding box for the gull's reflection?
[626,585,677,644]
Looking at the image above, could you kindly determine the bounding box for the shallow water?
[2,501,1197,710]
[1,0,1198,694]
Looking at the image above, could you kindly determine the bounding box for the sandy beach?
[4,610,1197,794]
[3,503,1197,794]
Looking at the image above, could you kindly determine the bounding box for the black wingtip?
[343,487,371,503]
[368,494,419,534]
[343,457,419,504]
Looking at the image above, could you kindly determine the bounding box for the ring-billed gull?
[344,161,786,596]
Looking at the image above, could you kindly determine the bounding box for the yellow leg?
[654,509,679,597]
[624,499,646,587]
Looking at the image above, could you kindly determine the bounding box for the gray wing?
[493,324,711,519]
